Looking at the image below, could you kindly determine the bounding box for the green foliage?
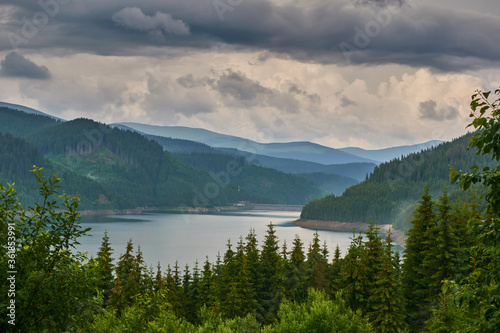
[448,88,500,332]
[368,230,407,333]
[402,187,436,316]
[96,230,115,305]
[0,167,99,332]
[0,107,59,137]
[341,232,367,312]
[424,286,477,333]
[450,88,500,214]
[265,289,373,333]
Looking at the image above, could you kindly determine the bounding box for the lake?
[76,210,356,269]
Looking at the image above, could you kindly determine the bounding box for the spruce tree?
[165,265,182,316]
[245,228,264,321]
[109,239,141,312]
[260,223,285,324]
[362,221,385,316]
[307,231,330,293]
[198,256,213,309]
[95,230,115,306]
[341,231,367,312]
[154,262,166,292]
[423,190,459,301]
[330,245,344,293]
[284,235,308,303]
[221,237,255,319]
[402,186,436,327]
[368,229,408,332]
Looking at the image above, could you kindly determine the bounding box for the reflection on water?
[77,211,355,269]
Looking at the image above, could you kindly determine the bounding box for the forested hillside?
[0,106,60,137]
[0,108,325,208]
[0,132,113,208]
[301,133,496,230]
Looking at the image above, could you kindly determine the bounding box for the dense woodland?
[1,89,499,332]
[0,108,325,208]
[301,132,497,230]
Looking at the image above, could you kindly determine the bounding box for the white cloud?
[0,50,498,149]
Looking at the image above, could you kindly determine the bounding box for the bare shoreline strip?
[292,219,407,249]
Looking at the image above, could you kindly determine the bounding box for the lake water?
[76,210,355,269]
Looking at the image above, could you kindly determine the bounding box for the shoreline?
[292,219,407,249]
[78,205,251,216]
[79,203,303,216]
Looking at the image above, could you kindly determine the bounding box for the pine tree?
[108,239,141,312]
[330,245,344,293]
[260,223,285,324]
[368,229,408,332]
[402,186,437,328]
[154,262,166,292]
[340,231,367,312]
[208,252,223,315]
[165,265,182,316]
[423,190,459,301]
[135,245,149,294]
[307,231,330,293]
[245,228,264,321]
[115,239,135,285]
[95,230,114,306]
[198,256,213,309]
[221,237,255,319]
[362,221,385,316]
[284,235,308,303]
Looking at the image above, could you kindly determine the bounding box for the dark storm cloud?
[0,52,51,79]
[288,83,321,105]
[213,70,272,101]
[340,95,357,107]
[418,100,458,121]
[1,0,500,71]
[112,7,190,36]
[353,0,407,7]
[175,70,307,112]
[177,74,200,89]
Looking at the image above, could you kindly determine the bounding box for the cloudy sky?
[0,0,499,149]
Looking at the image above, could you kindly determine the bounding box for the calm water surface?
[76,211,355,269]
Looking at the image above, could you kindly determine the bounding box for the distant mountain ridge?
[339,140,444,163]
[116,122,379,165]
[116,122,445,164]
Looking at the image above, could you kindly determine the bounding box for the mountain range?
[117,122,443,164]
[0,102,446,210]
[0,106,326,208]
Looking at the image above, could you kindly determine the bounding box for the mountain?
[216,148,375,181]
[0,102,64,121]
[0,107,325,207]
[125,131,375,182]
[115,122,379,165]
[338,140,444,163]
[0,106,62,137]
[116,123,375,194]
[300,133,495,231]
[116,122,445,165]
